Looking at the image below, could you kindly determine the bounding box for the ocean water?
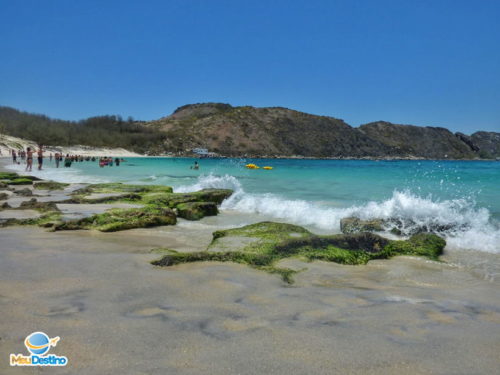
[7,157,500,253]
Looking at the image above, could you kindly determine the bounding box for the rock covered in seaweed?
[176,202,218,220]
[152,221,446,283]
[33,181,70,190]
[340,216,465,236]
[340,217,385,234]
[53,206,177,232]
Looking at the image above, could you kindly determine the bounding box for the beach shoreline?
[1,158,499,374]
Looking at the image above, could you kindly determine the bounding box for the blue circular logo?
[25,332,50,355]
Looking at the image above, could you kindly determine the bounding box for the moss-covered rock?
[8,178,33,185]
[68,192,142,204]
[340,217,385,234]
[74,183,174,195]
[18,198,60,212]
[142,189,233,208]
[53,206,177,232]
[0,212,62,228]
[176,202,218,220]
[34,181,69,190]
[15,188,33,196]
[0,172,18,180]
[18,175,42,181]
[152,221,446,283]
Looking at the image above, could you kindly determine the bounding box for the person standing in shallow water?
[12,150,17,164]
[25,147,33,172]
[37,147,44,170]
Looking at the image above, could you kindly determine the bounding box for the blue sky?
[1,0,499,133]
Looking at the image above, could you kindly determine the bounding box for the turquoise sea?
[8,158,500,253]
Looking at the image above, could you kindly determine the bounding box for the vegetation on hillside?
[0,106,165,153]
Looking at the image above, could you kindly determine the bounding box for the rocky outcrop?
[176,202,218,220]
[340,217,385,234]
[470,131,500,158]
[152,221,446,283]
[358,121,477,159]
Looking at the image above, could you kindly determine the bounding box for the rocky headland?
[1,103,499,159]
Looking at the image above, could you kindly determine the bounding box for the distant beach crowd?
[7,147,126,171]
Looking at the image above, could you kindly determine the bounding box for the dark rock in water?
[1,202,11,209]
[15,188,33,196]
[341,216,465,236]
[0,181,8,189]
[176,202,218,220]
[340,217,385,234]
[0,192,9,201]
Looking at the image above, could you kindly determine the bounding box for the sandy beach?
[1,158,499,375]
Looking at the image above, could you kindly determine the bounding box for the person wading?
[25,147,33,172]
[37,147,44,170]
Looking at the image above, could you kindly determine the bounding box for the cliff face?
[470,132,500,158]
[148,103,499,158]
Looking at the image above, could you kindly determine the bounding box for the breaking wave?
[176,174,500,253]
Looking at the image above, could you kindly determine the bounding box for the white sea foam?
[4,162,107,184]
[176,174,500,254]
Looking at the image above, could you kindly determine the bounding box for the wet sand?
[1,160,500,374]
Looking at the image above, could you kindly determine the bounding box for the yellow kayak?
[245,163,259,169]
[263,166,273,170]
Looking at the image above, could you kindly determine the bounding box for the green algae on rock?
[71,183,233,221]
[152,221,446,283]
[142,189,233,208]
[0,172,19,180]
[0,211,62,228]
[53,206,177,232]
[74,183,174,195]
[33,181,70,190]
[340,217,385,234]
[8,178,33,185]
[176,202,218,220]
[18,198,60,212]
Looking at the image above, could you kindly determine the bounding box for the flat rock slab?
[85,192,128,200]
[208,235,259,252]
[57,203,143,221]
[4,194,69,208]
[0,209,41,220]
